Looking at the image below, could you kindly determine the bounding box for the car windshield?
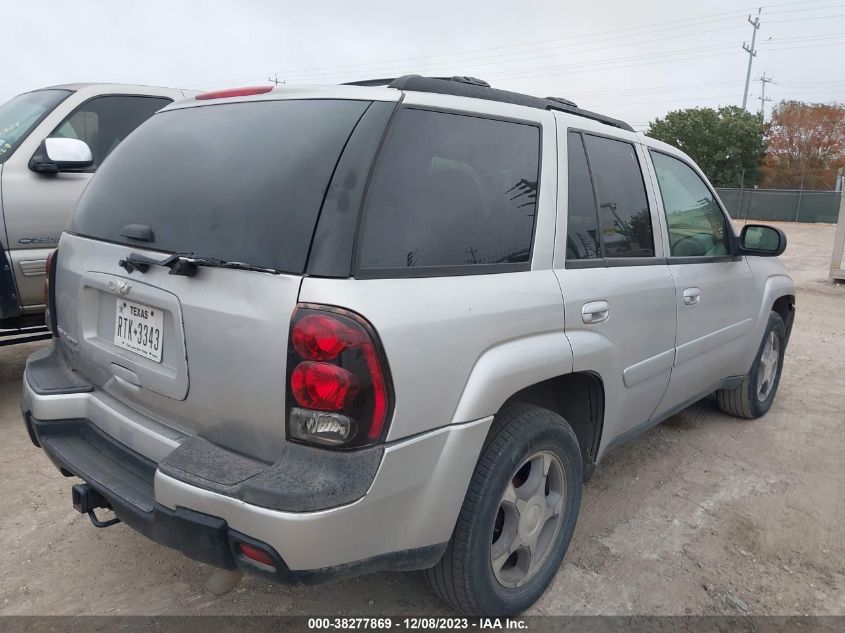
[0,89,72,163]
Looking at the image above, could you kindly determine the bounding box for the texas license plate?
[114,299,163,362]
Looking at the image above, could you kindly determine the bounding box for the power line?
[189,0,845,96]
[265,0,838,83]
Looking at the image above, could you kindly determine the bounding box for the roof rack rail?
[343,76,491,88]
[346,74,634,132]
[546,95,578,108]
[343,78,399,87]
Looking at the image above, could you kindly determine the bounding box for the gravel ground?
[0,221,842,616]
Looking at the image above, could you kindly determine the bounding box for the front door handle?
[582,300,610,324]
[683,287,702,305]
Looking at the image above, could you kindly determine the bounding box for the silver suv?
[21,76,795,615]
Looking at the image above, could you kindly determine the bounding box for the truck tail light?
[287,305,392,448]
[44,249,58,333]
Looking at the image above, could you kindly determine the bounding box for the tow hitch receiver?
[71,483,121,528]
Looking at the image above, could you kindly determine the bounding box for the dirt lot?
[0,221,842,616]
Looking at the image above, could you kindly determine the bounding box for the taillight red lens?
[292,314,357,361]
[287,305,392,449]
[361,344,388,441]
[196,86,273,100]
[291,361,359,411]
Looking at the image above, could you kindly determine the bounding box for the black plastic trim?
[783,301,796,344]
[228,527,446,585]
[355,262,532,279]
[386,75,633,131]
[25,411,444,582]
[667,255,743,265]
[24,343,92,395]
[602,376,742,455]
[159,435,384,512]
[306,101,397,278]
[565,257,668,269]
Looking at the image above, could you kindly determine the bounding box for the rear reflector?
[196,86,274,101]
[237,542,275,568]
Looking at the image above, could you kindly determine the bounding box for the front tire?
[716,311,786,419]
[426,404,583,615]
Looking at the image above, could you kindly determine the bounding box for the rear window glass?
[70,99,370,273]
[357,108,540,272]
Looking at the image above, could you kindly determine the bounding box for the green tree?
[647,106,766,187]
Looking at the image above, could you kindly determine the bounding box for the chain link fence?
[715,188,841,223]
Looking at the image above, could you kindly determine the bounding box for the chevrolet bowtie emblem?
[108,279,132,296]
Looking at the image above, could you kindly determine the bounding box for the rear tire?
[425,403,582,615]
[716,311,786,419]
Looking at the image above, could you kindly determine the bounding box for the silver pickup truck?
[21,76,795,615]
[0,83,191,342]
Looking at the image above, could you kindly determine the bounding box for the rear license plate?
[114,299,164,363]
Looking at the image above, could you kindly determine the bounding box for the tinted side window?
[357,108,540,271]
[651,151,729,257]
[583,134,654,258]
[51,95,172,167]
[566,132,600,259]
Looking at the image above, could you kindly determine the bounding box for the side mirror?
[29,138,93,174]
[738,224,787,257]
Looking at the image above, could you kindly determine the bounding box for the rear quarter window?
[356,108,541,275]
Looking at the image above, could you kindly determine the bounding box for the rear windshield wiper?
[119,252,278,277]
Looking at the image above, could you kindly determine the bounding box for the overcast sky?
[4,0,845,129]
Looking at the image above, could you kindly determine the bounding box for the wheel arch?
[771,293,796,342]
[501,371,605,476]
[741,273,795,371]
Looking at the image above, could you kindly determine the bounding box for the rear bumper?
[21,344,491,579]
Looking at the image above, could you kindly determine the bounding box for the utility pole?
[268,73,285,85]
[742,9,761,111]
[757,72,775,118]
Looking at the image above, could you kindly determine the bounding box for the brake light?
[287,305,392,448]
[196,86,273,101]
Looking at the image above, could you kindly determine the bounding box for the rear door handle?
[683,287,702,305]
[582,300,610,324]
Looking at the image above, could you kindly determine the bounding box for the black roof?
[343,75,633,132]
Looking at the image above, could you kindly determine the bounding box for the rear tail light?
[287,304,392,448]
[44,249,58,333]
